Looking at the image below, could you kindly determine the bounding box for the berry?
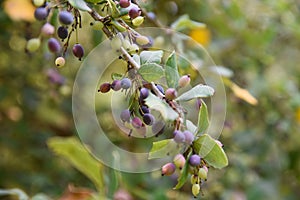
[128,6,140,19]
[198,168,208,180]
[165,88,177,100]
[91,21,104,30]
[140,88,149,99]
[143,113,154,126]
[48,38,61,53]
[183,130,194,145]
[190,174,199,184]
[173,130,185,143]
[59,11,74,25]
[132,16,144,27]
[72,44,84,60]
[41,23,55,36]
[178,74,190,88]
[34,7,48,20]
[152,120,165,136]
[120,109,131,123]
[132,117,142,129]
[189,154,201,167]
[173,154,186,169]
[46,68,65,85]
[128,43,139,53]
[57,26,68,40]
[135,35,150,46]
[55,57,65,68]
[156,84,164,94]
[26,38,41,52]
[141,105,149,114]
[33,0,45,7]
[120,78,132,89]
[119,0,130,8]
[192,184,200,197]
[111,80,122,91]
[98,82,111,93]
[110,36,122,51]
[161,163,176,176]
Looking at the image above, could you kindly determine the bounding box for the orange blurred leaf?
[231,83,258,105]
[4,0,35,22]
[189,27,211,46]
[59,184,94,200]
[296,107,300,124]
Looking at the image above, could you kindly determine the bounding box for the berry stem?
[120,47,140,69]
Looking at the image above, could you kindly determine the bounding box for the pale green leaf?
[171,14,206,31]
[68,0,92,12]
[140,50,163,65]
[209,66,233,78]
[165,51,180,88]
[197,100,209,135]
[138,63,164,82]
[148,139,179,159]
[186,120,197,134]
[176,84,214,101]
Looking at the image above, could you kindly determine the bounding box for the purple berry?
[41,23,55,36]
[59,11,74,25]
[111,80,122,91]
[98,82,111,93]
[72,44,84,60]
[161,162,176,176]
[132,117,143,129]
[173,130,185,143]
[183,130,194,145]
[141,105,149,114]
[143,113,154,126]
[57,26,68,40]
[46,68,65,85]
[128,6,140,19]
[48,38,61,53]
[165,88,177,100]
[120,109,131,123]
[140,88,149,99]
[34,7,48,20]
[119,0,130,8]
[120,78,132,89]
[189,154,201,167]
[156,84,164,94]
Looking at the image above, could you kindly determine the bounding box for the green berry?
[26,38,41,52]
[135,35,150,46]
[111,36,122,51]
[192,184,200,197]
[198,167,208,180]
[132,16,144,26]
[33,0,45,7]
[190,174,199,184]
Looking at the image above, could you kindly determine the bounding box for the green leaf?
[111,73,123,80]
[193,134,228,169]
[165,51,180,88]
[176,84,214,101]
[68,0,92,12]
[171,14,206,32]
[209,66,233,78]
[145,93,178,121]
[148,139,179,159]
[140,50,163,65]
[173,150,192,189]
[197,100,209,135]
[47,137,104,191]
[138,63,164,82]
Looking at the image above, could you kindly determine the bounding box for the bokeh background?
[0,0,300,199]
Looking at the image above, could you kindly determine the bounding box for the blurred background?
[0,0,300,199]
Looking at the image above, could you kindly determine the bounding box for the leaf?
[140,50,163,65]
[148,139,179,159]
[193,134,228,169]
[165,51,180,88]
[176,84,214,101]
[186,120,197,134]
[171,15,206,32]
[230,82,258,105]
[68,0,92,12]
[138,63,164,82]
[145,93,178,121]
[47,137,104,191]
[173,150,192,189]
[111,73,123,80]
[197,100,209,135]
[209,66,234,78]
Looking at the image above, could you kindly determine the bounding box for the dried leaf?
[231,83,258,105]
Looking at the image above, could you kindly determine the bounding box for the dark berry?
[143,113,154,126]
[128,6,140,19]
[111,80,122,91]
[156,84,164,94]
[119,0,130,8]
[48,38,61,53]
[165,88,177,100]
[189,154,201,166]
[161,163,176,176]
[141,105,149,114]
[34,7,48,20]
[120,78,132,89]
[120,109,131,123]
[173,130,185,143]
[57,26,68,40]
[59,11,74,25]
[72,44,84,60]
[98,82,111,93]
[140,88,149,99]
[132,117,142,129]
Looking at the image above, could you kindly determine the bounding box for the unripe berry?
[55,57,65,68]
[198,167,208,180]
[190,174,199,184]
[135,35,150,46]
[132,117,143,129]
[173,154,186,169]
[91,21,104,30]
[161,162,176,176]
[173,130,185,143]
[122,39,131,50]
[140,88,149,99]
[41,23,55,36]
[110,36,122,51]
[33,0,45,7]
[132,16,144,27]
[165,88,177,100]
[128,43,139,53]
[143,113,154,126]
[183,130,194,145]
[178,74,190,88]
[98,82,111,93]
[48,38,61,53]
[189,154,201,167]
[59,11,74,25]
[57,26,68,40]
[202,165,208,173]
[120,78,132,89]
[129,6,141,19]
[120,109,131,123]
[34,7,48,20]
[119,0,130,8]
[72,44,84,60]
[192,184,200,197]
[26,38,41,52]
[111,80,122,91]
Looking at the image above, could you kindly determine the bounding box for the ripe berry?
[120,109,131,123]
[165,88,177,100]
[140,88,149,99]
[98,82,111,93]
[183,130,194,145]
[119,0,130,8]
[111,80,122,91]
[59,11,74,25]
[132,117,143,129]
[120,78,132,89]
[173,154,186,169]
[161,163,176,176]
[189,154,201,167]
[41,23,55,36]
[178,74,190,88]
[26,38,41,52]
[198,167,208,180]
[55,57,65,68]
[129,6,141,19]
[34,7,48,20]
[57,26,68,40]
[192,184,200,197]
[143,113,154,126]
[72,44,84,60]
[132,16,144,27]
[156,84,164,94]
[141,105,149,114]
[48,38,61,53]
[173,130,185,143]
